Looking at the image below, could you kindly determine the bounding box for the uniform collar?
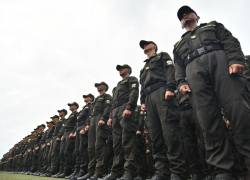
[144,54,158,62]
[181,23,207,38]
[99,93,106,97]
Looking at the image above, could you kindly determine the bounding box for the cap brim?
[177,6,196,20]
[95,83,100,87]
[139,40,148,49]
[116,65,123,71]
[83,95,88,98]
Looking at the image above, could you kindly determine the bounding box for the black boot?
[214,173,236,180]
[57,173,66,178]
[134,176,145,180]
[119,172,133,180]
[45,172,52,177]
[103,173,122,180]
[151,174,170,180]
[52,172,61,178]
[191,174,205,180]
[88,174,105,180]
[77,172,93,180]
[75,169,87,179]
[170,174,183,180]
[66,169,78,179]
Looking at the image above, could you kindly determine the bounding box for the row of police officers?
[1,6,250,180]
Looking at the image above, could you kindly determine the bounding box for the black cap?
[94,82,109,91]
[116,64,132,74]
[50,115,59,119]
[67,102,79,108]
[46,120,54,125]
[36,124,45,129]
[139,40,158,52]
[177,6,197,21]
[57,109,67,115]
[39,124,46,128]
[83,93,95,101]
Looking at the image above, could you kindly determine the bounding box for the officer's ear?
[196,16,200,22]
[153,44,158,53]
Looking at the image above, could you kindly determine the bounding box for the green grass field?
[0,171,64,180]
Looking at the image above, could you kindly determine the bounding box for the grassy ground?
[0,171,64,180]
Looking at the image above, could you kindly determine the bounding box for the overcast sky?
[0,0,249,158]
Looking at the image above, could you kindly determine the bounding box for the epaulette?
[200,21,216,29]
[174,38,183,49]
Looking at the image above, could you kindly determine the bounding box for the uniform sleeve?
[82,108,91,124]
[72,113,78,133]
[215,21,245,66]
[77,108,91,130]
[139,69,146,104]
[46,127,55,142]
[162,52,177,92]
[100,94,112,122]
[110,87,116,110]
[138,111,145,131]
[52,123,62,137]
[126,76,139,111]
[84,115,91,126]
[73,123,77,132]
[57,122,65,138]
[173,50,188,88]
[64,113,78,133]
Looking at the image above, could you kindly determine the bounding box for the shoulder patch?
[131,83,137,88]
[106,100,111,104]
[174,38,183,49]
[166,60,173,65]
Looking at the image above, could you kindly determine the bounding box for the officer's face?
[97,85,106,94]
[84,97,92,104]
[47,123,53,128]
[53,118,59,123]
[69,105,77,112]
[59,111,64,117]
[181,12,199,30]
[38,127,45,132]
[144,43,156,58]
[119,68,130,77]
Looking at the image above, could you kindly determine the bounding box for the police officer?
[78,82,112,180]
[52,109,68,178]
[174,6,250,180]
[139,40,187,180]
[48,114,63,176]
[69,94,94,180]
[40,120,55,176]
[30,124,46,175]
[43,115,60,176]
[104,64,139,180]
[58,102,79,178]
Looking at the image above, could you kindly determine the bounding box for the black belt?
[142,82,166,96]
[113,99,128,109]
[185,44,223,65]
